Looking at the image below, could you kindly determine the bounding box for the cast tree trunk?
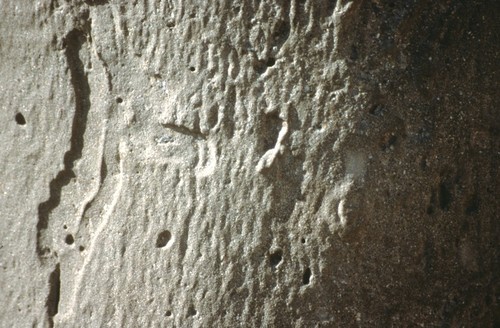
[0,0,498,327]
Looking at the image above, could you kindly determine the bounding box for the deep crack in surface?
[36,29,90,259]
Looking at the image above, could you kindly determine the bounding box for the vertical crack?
[46,264,61,328]
[36,29,90,259]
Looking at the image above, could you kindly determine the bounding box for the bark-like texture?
[0,0,498,327]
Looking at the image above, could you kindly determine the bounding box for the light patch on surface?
[256,121,288,172]
[196,139,217,178]
[345,151,366,180]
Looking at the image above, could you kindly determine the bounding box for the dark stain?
[438,181,452,211]
[465,194,480,215]
[423,239,434,275]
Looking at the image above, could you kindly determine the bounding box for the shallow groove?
[36,29,90,259]
[162,123,207,140]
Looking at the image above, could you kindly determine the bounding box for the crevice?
[271,18,290,53]
[36,29,90,259]
[302,267,312,285]
[269,249,283,268]
[161,123,207,140]
[46,264,61,328]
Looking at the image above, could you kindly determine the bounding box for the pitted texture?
[0,1,498,327]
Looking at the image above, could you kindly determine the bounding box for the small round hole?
[65,234,74,245]
[79,246,85,252]
[189,66,195,72]
[116,97,123,104]
[63,225,68,230]
[165,310,172,317]
[15,113,26,125]
[300,237,306,244]
[156,230,171,248]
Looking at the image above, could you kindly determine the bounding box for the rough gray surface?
[0,0,498,327]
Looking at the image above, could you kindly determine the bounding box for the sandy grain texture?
[0,0,498,327]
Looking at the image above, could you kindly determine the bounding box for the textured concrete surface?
[0,0,499,327]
